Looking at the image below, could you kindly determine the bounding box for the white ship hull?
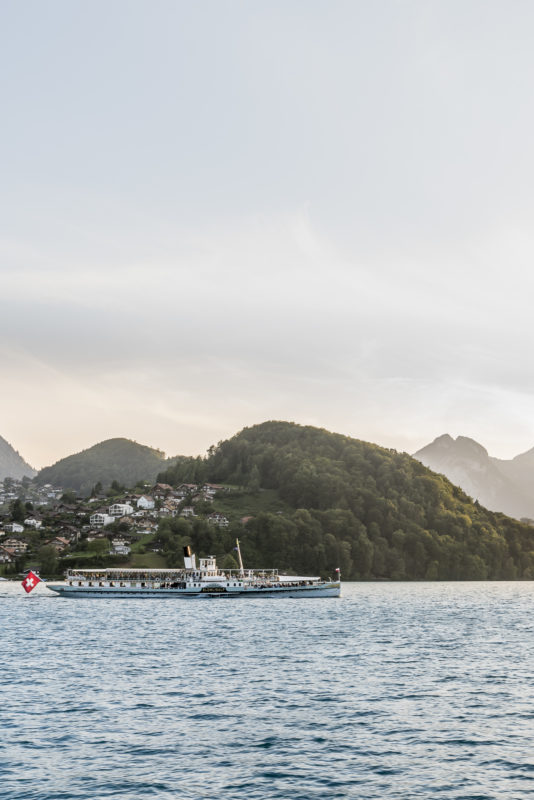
[47,582,341,599]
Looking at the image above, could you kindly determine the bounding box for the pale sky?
[2,0,534,469]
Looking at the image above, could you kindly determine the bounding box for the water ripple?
[2,581,534,798]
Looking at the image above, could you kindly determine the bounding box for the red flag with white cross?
[21,571,41,593]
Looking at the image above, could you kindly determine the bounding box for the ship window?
[78,581,82,586]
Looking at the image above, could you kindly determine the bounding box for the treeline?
[158,421,534,580]
[35,438,178,495]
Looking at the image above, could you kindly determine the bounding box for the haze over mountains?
[0,436,36,481]
[413,435,534,520]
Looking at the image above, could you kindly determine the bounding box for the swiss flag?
[21,571,41,594]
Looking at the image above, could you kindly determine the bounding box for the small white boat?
[47,540,341,599]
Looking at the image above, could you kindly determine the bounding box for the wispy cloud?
[2,1,534,466]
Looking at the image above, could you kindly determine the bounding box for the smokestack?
[183,546,196,570]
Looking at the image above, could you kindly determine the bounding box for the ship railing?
[65,569,188,582]
[222,568,280,577]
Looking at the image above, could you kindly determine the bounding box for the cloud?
[2,206,534,467]
[3,1,534,465]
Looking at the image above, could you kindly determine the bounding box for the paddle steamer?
[47,541,341,598]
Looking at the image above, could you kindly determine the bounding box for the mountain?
[413,434,534,519]
[0,435,36,480]
[493,446,534,504]
[157,421,534,580]
[35,438,176,495]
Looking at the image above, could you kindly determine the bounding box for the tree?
[352,531,374,579]
[11,499,25,523]
[246,464,261,493]
[107,479,125,497]
[38,545,58,576]
[425,560,439,580]
[14,555,27,574]
[221,553,239,570]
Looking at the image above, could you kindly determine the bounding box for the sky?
[2,0,534,469]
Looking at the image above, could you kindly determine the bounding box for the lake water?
[1,581,534,799]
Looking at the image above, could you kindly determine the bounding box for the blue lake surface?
[2,581,534,799]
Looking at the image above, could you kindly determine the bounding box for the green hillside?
[35,438,178,496]
[159,421,534,580]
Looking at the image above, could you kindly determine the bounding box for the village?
[0,479,236,572]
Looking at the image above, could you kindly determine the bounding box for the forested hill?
[159,421,534,580]
[36,438,177,495]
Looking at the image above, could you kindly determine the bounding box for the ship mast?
[235,538,245,577]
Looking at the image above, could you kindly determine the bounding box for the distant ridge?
[35,437,178,495]
[0,435,36,480]
[413,434,534,519]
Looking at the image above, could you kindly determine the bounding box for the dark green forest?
[36,438,178,495]
[157,421,534,580]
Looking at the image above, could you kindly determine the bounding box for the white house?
[137,495,155,510]
[180,506,196,518]
[207,513,229,528]
[109,503,134,517]
[24,518,42,529]
[4,523,24,534]
[110,538,131,555]
[202,483,224,497]
[90,513,114,528]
